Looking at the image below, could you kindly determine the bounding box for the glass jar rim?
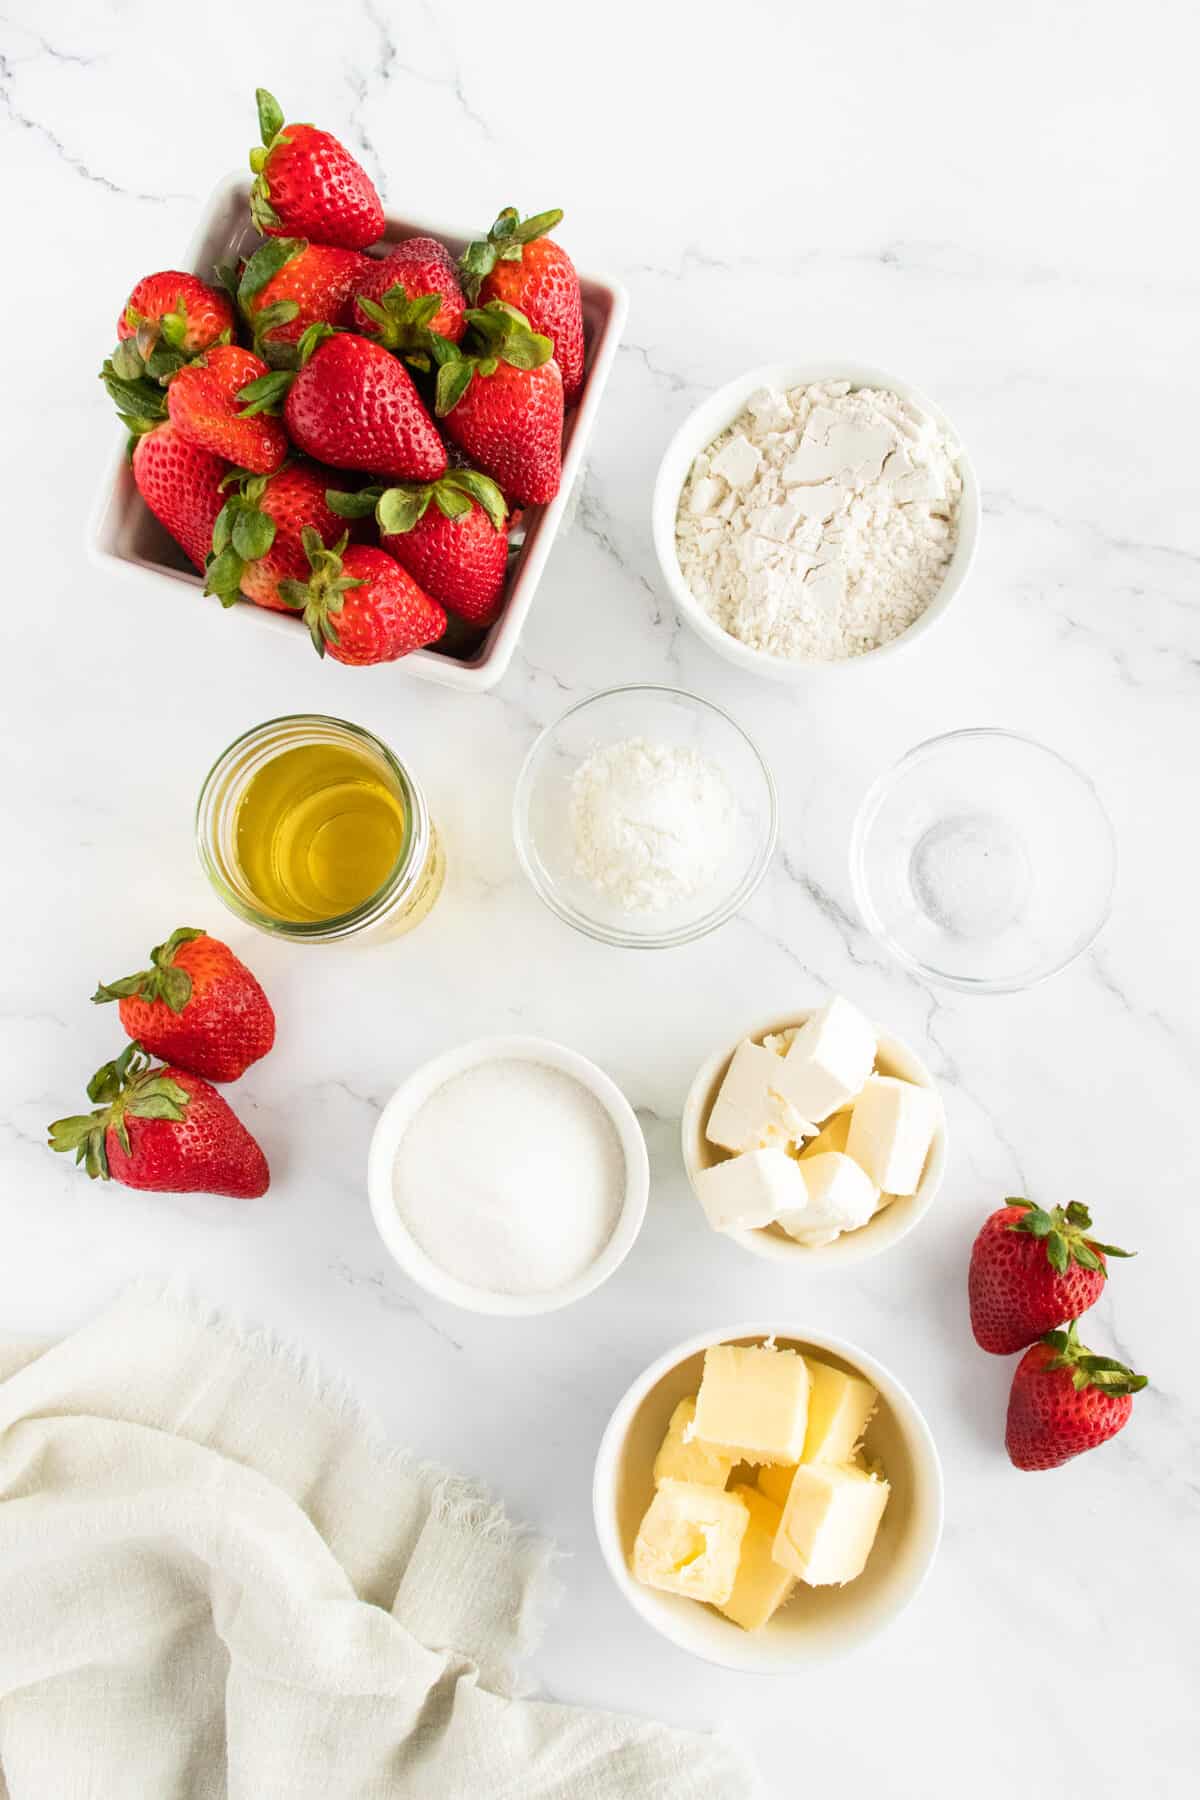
[195,713,430,941]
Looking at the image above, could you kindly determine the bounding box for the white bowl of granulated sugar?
[367,1036,650,1316]
[652,361,980,681]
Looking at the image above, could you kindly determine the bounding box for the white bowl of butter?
[593,1325,943,1670]
[681,1000,947,1266]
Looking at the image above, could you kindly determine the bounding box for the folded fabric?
[0,1283,756,1799]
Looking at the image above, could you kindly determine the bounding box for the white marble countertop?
[2,2,1197,1794]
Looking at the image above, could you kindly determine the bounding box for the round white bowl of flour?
[652,361,980,681]
[367,1036,650,1316]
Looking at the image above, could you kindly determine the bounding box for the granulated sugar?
[392,1058,625,1296]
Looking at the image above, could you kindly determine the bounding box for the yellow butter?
[801,1359,878,1465]
[797,1110,852,1160]
[632,1479,749,1605]
[693,1343,810,1466]
[756,1462,796,1508]
[653,1398,738,1489]
[773,1463,890,1586]
[718,1484,797,1632]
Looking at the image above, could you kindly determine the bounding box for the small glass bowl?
[513,685,777,948]
[850,729,1116,992]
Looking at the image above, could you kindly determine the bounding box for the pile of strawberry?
[968,1198,1148,1470]
[49,928,275,1198]
[99,88,584,666]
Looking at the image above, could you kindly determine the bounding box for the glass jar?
[196,715,445,944]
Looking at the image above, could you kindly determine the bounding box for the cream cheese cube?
[693,1343,810,1465]
[718,1484,797,1632]
[846,1075,938,1195]
[652,1398,738,1490]
[800,1360,878,1465]
[777,1151,878,1247]
[774,997,877,1122]
[694,1149,808,1233]
[705,1039,818,1154]
[632,1479,749,1606]
[773,1463,890,1586]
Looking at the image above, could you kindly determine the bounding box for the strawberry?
[238,325,446,483]
[48,1042,269,1199]
[166,344,288,475]
[1005,1321,1147,1471]
[237,237,372,362]
[330,469,509,626]
[462,207,585,403]
[92,926,275,1082]
[204,462,350,612]
[435,302,563,505]
[131,422,228,571]
[278,529,445,664]
[117,270,235,358]
[349,236,466,348]
[248,87,383,251]
[968,1199,1133,1355]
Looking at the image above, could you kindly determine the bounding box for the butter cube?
[846,1075,938,1195]
[801,1360,878,1465]
[777,1151,878,1247]
[632,1479,749,1606]
[718,1484,797,1631]
[773,1463,890,1586]
[694,1148,808,1233]
[705,1040,817,1154]
[756,1462,796,1508]
[774,997,877,1122]
[694,1343,810,1465]
[798,1109,851,1159]
[653,1398,738,1490]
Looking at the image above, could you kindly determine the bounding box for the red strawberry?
[332,470,509,626]
[204,462,351,612]
[436,302,563,505]
[349,237,466,346]
[131,423,227,571]
[462,207,584,403]
[117,270,235,357]
[92,926,275,1082]
[1005,1321,1147,1471]
[167,344,288,475]
[238,237,372,360]
[248,87,383,251]
[48,1042,269,1199]
[238,326,446,483]
[278,529,445,664]
[968,1199,1133,1355]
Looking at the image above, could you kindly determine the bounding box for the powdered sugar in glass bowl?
[513,685,777,948]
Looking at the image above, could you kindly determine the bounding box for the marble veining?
[1,1,1197,1795]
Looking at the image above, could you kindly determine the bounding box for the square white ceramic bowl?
[593,1323,944,1670]
[87,174,628,692]
[681,1008,947,1266]
[651,360,979,681]
[366,1034,649,1316]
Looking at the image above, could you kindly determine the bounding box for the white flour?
[676,380,962,661]
[570,736,734,913]
[393,1058,625,1296]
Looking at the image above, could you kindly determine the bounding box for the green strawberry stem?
[203,472,279,608]
[1005,1197,1133,1275]
[327,469,507,535]
[277,528,364,658]
[433,302,553,416]
[459,205,564,302]
[1040,1319,1148,1396]
[355,288,444,362]
[248,88,291,233]
[92,927,205,1012]
[47,1042,191,1181]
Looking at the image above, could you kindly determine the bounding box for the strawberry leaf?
[326,487,382,520]
[256,87,285,147]
[435,358,475,417]
[1046,1230,1069,1273]
[376,485,431,535]
[231,507,276,562]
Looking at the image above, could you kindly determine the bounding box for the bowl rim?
[511,682,779,948]
[849,726,1119,993]
[680,1007,948,1266]
[650,358,980,682]
[592,1321,945,1672]
[366,1033,649,1315]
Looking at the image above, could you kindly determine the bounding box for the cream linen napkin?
[0,1284,756,1799]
